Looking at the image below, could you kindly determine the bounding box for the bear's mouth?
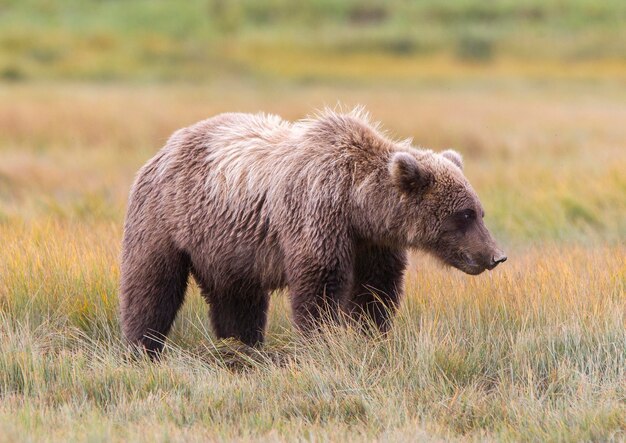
[458,262,486,275]
[452,253,486,275]
[430,246,489,276]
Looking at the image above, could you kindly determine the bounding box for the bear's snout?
[486,252,507,270]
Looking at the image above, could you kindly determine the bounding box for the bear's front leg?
[345,244,407,333]
[287,254,354,333]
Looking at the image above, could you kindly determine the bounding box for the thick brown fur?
[119,108,505,355]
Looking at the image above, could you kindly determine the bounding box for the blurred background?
[1,0,626,82]
[1,0,625,245]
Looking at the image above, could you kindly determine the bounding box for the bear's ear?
[441,149,463,170]
[389,152,433,196]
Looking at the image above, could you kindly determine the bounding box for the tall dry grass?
[0,82,624,441]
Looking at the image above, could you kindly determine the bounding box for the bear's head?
[389,149,506,275]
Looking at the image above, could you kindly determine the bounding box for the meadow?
[0,80,624,441]
[2,0,626,82]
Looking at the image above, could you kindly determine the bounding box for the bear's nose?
[490,253,507,267]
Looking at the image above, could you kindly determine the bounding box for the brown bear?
[119,108,506,355]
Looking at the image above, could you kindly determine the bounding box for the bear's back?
[151,113,303,288]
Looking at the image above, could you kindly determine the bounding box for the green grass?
[1,0,626,81]
[1,235,624,441]
[0,82,625,441]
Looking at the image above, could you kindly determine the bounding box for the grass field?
[2,0,626,82]
[0,80,624,441]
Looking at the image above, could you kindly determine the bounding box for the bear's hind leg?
[120,239,190,357]
[345,244,407,333]
[197,277,269,347]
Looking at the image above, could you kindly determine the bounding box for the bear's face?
[389,150,506,275]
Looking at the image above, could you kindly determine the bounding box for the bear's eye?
[459,209,476,221]
[453,209,476,230]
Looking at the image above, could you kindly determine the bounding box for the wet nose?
[491,253,507,268]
